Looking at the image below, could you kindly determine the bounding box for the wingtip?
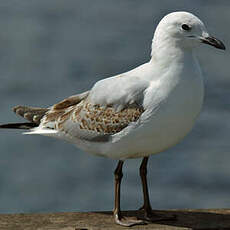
[0,122,37,129]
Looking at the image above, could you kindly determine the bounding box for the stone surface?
[0,209,230,230]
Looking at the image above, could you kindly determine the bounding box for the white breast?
[64,53,204,160]
[94,53,204,159]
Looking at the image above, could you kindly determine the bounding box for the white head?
[151,12,225,57]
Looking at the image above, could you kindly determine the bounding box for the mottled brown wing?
[12,91,89,125]
[42,100,144,142]
[52,91,89,110]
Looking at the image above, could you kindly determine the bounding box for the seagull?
[0,11,225,226]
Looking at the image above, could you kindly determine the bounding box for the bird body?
[24,12,206,160]
[0,11,225,226]
[61,52,204,159]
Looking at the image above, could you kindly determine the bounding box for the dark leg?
[139,157,152,218]
[139,157,176,221]
[113,160,145,226]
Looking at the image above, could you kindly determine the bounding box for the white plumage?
[1,11,225,226]
[26,12,209,160]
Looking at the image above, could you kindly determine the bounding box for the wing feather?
[41,99,144,142]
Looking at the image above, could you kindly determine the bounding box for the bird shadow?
[100,209,230,229]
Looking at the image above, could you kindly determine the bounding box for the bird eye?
[181,24,191,31]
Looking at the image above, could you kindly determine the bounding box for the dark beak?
[200,36,226,50]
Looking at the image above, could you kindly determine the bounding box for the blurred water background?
[0,0,230,214]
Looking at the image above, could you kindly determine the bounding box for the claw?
[143,211,177,222]
[114,214,146,227]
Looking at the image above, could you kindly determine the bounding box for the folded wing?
[40,99,144,142]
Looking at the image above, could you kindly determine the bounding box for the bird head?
[152,11,225,52]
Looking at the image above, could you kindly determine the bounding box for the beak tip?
[221,44,226,50]
[217,43,226,50]
[217,40,226,50]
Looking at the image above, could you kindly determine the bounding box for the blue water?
[0,0,230,214]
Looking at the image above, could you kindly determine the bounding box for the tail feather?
[0,106,48,131]
[0,122,38,130]
[13,106,48,124]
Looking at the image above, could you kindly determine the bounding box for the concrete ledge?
[0,209,230,230]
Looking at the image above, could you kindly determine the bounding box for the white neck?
[150,27,196,66]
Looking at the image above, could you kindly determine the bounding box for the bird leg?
[139,157,176,222]
[113,160,145,226]
[139,157,152,216]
